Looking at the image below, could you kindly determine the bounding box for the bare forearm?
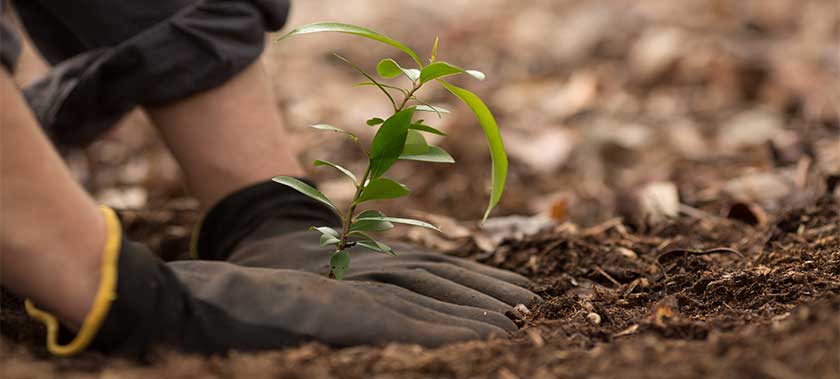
[145,61,304,210]
[0,71,104,327]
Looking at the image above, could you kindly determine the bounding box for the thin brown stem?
[335,78,422,252]
[337,165,372,251]
[333,53,398,112]
[397,82,422,111]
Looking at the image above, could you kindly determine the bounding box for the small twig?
[581,217,622,236]
[678,204,723,220]
[613,324,639,338]
[750,230,775,264]
[794,156,811,189]
[803,223,837,237]
[810,235,838,248]
[654,260,668,279]
[657,247,745,262]
[654,247,744,280]
[594,266,622,288]
[537,239,566,256]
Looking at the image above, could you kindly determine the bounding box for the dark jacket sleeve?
[15,0,290,147]
[0,1,21,73]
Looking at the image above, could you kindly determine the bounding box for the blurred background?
[12,0,840,231]
[4,2,838,375]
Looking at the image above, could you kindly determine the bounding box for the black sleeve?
[0,1,21,73]
[14,0,291,147]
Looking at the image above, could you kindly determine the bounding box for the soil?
[2,193,838,379]
[2,0,839,378]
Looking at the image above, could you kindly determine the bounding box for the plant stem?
[337,165,372,250]
[398,82,422,111]
[335,80,422,251]
[333,53,398,112]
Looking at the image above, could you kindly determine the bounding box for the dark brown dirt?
[2,191,838,379]
[3,0,839,378]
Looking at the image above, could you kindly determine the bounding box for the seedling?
[272,23,507,279]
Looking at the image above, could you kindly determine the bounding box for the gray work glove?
[28,180,538,357]
[229,232,538,315]
[196,179,540,315]
[27,203,523,357]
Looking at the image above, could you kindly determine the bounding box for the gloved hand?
[128,251,515,352]
[195,180,541,315]
[229,235,537,314]
[26,180,538,357]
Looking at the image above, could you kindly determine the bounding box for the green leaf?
[310,124,358,142]
[366,117,384,126]
[349,217,394,232]
[419,62,461,83]
[311,226,340,238]
[377,59,421,81]
[276,22,423,66]
[415,104,450,114]
[357,178,410,203]
[420,62,485,83]
[354,209,386,219]
[357,240,395,255]
[376,58,402,78]
[350,232,395,256]
[330,250,351,280]
[402,130,430,156]
[311,226,341,246]
[400,146,455,163]
[273,176,340,215]
[320,233,341,247]
[313,160,357,183]
[439,80,507,222]
[369,108,415,179]
[354,216,440,232]
[408,123,447,136]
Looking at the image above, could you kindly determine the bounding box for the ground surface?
[2,0,840,378]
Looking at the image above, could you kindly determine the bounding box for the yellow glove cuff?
[25,206,122,357]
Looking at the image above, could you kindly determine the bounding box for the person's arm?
[2,0,539,357]
[145,61,304,210]
[0,69,106,328]
[14,0,302,210]
[1,69,511,355]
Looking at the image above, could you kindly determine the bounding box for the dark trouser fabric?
[0,1,21,72]
[2,0,290,147]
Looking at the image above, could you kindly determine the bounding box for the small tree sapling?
[272,23,508,279]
